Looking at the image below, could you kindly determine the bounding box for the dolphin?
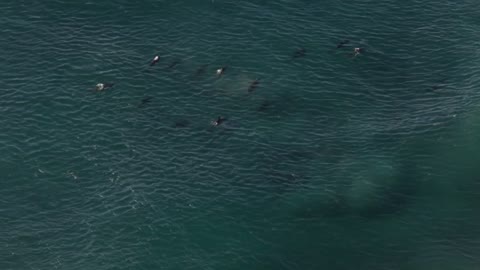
[257,100,271,112]
[248,79,260,93]
[292,48,306,58]
[195,64,208,76]
[336,39,350,49]
[150,55,160,66]
[95,83,114,91]
[174,120,190,128]
[212,116,227,126]
[216,66,227,76]
[168,60,180,69]
[137,96,153,107]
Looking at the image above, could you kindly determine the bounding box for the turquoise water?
[1,1,480,269]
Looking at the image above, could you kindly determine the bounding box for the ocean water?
[1,0,480,269]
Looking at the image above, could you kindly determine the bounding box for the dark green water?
[1,1,480,269]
